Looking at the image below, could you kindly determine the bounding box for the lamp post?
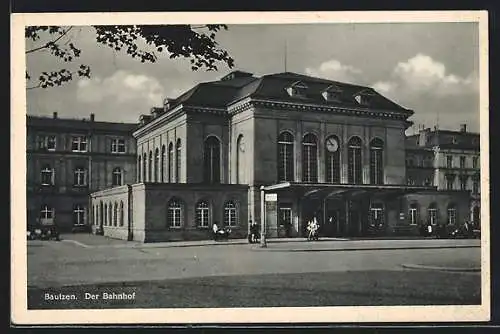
[260,185,267,248]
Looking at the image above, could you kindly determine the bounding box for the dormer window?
[286,81,308,98]
[322,85,342,102]
[163,97,174,111]
[354,89,376,106]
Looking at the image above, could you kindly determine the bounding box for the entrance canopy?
[262,182,437,200]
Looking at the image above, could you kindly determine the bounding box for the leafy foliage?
[26,25,234,89]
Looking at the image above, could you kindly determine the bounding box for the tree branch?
[27,83,41,90]
[26,27,74,54]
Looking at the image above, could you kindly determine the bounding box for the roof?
[406,129,479,151]
[262,182,437,199]
[159,70,412,115]
[27,115,139,133]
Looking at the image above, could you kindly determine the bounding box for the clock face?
[326,138,339,152]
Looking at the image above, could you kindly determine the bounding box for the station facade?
[89,70,473,242]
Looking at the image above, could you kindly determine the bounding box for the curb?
[57,237,479,250]
[401,263,480,272]
[60,239,92,248]
[252,245,479,252]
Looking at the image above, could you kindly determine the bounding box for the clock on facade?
[326,137,339,152]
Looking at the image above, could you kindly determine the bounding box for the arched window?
[142,153,147,182]
[73,167,87,186]
[302,133,318,183]
[161,145,166,183]
[236,135,245,184]
[112,167,123,186]
[113,202,118,226]
[348,136,362,184]
[148,151,153,182]
[196,201,210,228]
[370,138,384,185]
[224,201,238,227]
[104,203,108,226]
[409,203,418,225]
[428,203,438,226]
[108,204,113,227]
[167,198,183,228]
[99,202,103,227]
[325,135,340,183]
[154,148,160,182]
[168,143,174,182]
[40,164,55,185]
[278,131,294,182]
[119,201,124,227]
[447,203,457,225]
[176,139,182,182]
[73,204,86,226]
[137,155,142,182]
[204,136,221,183]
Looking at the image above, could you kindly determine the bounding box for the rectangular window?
[41,167,54,185]
[446,175,454,190]
[446,156,453,168]
[71,136,88,152]
[447,209,456,225]
[74,168,87,186]
[473,157,479,169]
[428,209,437,225]
[111,138,126,153]
[460,176,467,191]
[73,205,86,226]
[369,205,384,227]
[37,135,56,151]
[460,156,466,169]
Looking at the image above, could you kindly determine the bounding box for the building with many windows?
[27,112,137,232]
[89,70,472,242]
[406,124,480,226]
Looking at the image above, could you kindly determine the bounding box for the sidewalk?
[59,233,349,249]
[58,233,480,250]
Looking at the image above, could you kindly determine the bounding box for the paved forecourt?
[27,237,481,289]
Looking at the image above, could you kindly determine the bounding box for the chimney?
[53,112,58,119]
[90,113,95,122]
[460,124,467,132]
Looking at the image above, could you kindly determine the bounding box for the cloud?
[305,59,363,84]
[76,70,165,105]
[372,54,478,98]
[371,54,480,133]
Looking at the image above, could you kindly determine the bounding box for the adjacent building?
[27,112,138,232]
[406,125,481,227]
[89,71,472,242]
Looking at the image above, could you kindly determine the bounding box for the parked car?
[27,221,60,241]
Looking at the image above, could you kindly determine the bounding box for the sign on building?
[265,193,278,202]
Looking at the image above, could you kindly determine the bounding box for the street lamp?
[260,185,267,248]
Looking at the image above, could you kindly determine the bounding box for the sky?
[25,22,481,134]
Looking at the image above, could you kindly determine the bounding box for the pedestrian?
[463,219,470,237]
[212,222,219,240]
[248,220,255,243]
